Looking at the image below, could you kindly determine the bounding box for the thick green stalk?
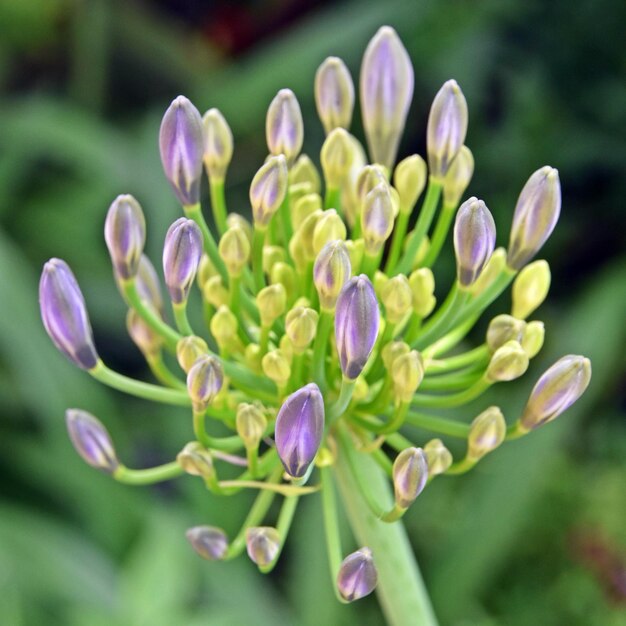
[114,462,183,485]
[312,310,333,393]
[209,179,228,235]
[173,301,194,336]
[252,228,266,293]
[184,203,228,283]
[335,436,439,626]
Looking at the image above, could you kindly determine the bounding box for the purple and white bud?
[266,89,304,165]
[360,26,414,169]
[315,56,355,134]
[135,254,164,311]
[66,409,118,473]
[186,526,228,561]
[507,166,561,270]
[246,527,280,567]
[520,355,591,431]
[127,309,162,356]
[274,383,324,478]
[104,194,146,279]
[392,447,428,508]
[427,80,468,180]
[313,240,352,311]
[39,259,99,370]
[187,355,224,413]
[162,217,203,303]
[335,275,380,380]
[467,406,506,460]
[159,95,204,206]
[361,184,395,256]
[453,197,496,287]
[337,547,378,602]
[250,155,289,228]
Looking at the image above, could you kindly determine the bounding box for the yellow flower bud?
[486,314,526,353]
[321,128,354,188]
[356,164,388,208]
[177,442,215,479]
[289,154,321,194]
[408,268,436,318]
[256,283,287,327]
[394,154,427,214]
[381,341,410,371]
[362,184,394,256]
[176,335,209,373]
[210,306,239,347]
[373,271,389,301]
[423,438,453,476]
[203,275,229,308]
[313,240,351,311]
[469,247,507,296]
[521,321,545,359]
[202,108,233,182]
[244,343,263,373]
[271,262,297,299]
[512,260,551,319]
[226,213,253,246]
[262,245,286,276]
[197,254,218,290]
[218,226,250,277]
[292,193,322,231]
[442,146,474,207]
[294,209,323,263]
[313,209,347,255]
[236,403,267,450]
[391,350,424,402]
[279,334,294,364]
[287,229,309,273]
[467,406,506,461]
[381,275,413,324]
[315,56,355,134]
[353,376,370,401]
[250,155,288,228]
[261,349,291,386]
[486,340,529,382]
[285,306,319,353]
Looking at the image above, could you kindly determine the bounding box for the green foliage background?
[0,1,624,624]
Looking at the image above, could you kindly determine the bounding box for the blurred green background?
[0,0,625,624]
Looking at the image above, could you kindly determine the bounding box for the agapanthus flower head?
[163,217,203,304]
[186,526,228,561]
[315,56,355,134]
[40,258,99,370]
[337,547,378,602]
[159,95,204,206]
[266,88,304,165]
[66,409,118,473]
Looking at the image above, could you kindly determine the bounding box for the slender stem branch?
[209,179,228,235]
[173,301,194,336]
[411,377,491,409]
[421,202,456,268]
[384,209,410,273]
[145,352,186,389]
[405,412,471,438]
[259,495,300,573]
[312,310,333,393]
[327,378,356,425]
[252,228,266,293]
[113,462,183,485]
[184,203,228,283]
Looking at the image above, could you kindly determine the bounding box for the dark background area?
[0,1,625,624]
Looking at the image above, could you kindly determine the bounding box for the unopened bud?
[424,438,452,476]
[356,165,388,206]
[345,239,364,275]
[337,548,378,602]
[203,275,229,308]
[507,166,561,270]
[394,154,427,214]
[236,403,267,450]
[263,245,286,276]
[210,306,239,347]
[290,154,321,194]
[266,89,303,165]
[469,247,507,296]
[292,193,322,231]
[393,447,428,508]
[486,340,529,382]
[442,145,474,207]
[467,406,506,461]
[391,350,424,402]
[39,259,99,370]
[197,254,218,290]
[315,56,355,133]
[313,240,352,311]
[132,254,164,312]
[275,383,324,477]
[186,526,228,561]
[226,213,253,245]
[408,268,436,317]
[360,26,414,169]
[202,108,233,182]
[246,527,280,567]
[159,95,204,206]
[104,194,146,280]
[321,128,354,189]
[177,441,215,478]
[250,155,288,228]
[262,350,291,387]
[427,80,468,180]
[453,197,496,287]
[519,355,591,431]
[512,260,551,319]
[187,355,224,412]
[127,309,162,357]
[313,209,347,255]
[66,409,118,473]
[381,341,410,370]
[285,307,319,353]
[362,184,394,256]
[218,226,250,277]
[163,218,203,304]
[486,314,526,352]
[381,275,413,324]
[279,334,294,363]
[257,283,287,327]
[271,262,297,297]
[176,336,209,373]
[245,343,263,373]
[521,321,544,359]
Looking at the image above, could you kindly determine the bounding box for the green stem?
[361,250,382,279]
[173,301,194,336]
[209,179,228,235]
[113,462,183,485]
[404,412,471,438]
[90,361,190,406]
[146,352,186,389]
[278,190,293,246]
[421,202,456,268]
[425,345,489,374]
[252,228,266,293]
[327,378,356,425]
[420,314,480,358]
[419,369,483,391]
[384,209,410,273]
[335,436,439,626]
[404,313,423,345]
[394,179,443,276]
[415,285,470,349]
[505,421,529,441]
[325,186,341,212]
[312,310,333,393]
[378,401,410,434]
[411,378,491,409]
[259,495,300,573]
[445,456,477,475]
[381,503,408,524]
[184,203,228,283]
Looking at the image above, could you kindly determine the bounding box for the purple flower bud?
[159,95,204,206]
[66,409,118,473]
[246,527,280,567]
[315,56,355,134]
[453,197,496,287]
[162,217,203,303]
[427,79,468,180]
[250,155,289,228]
[507,166,561,270]
[520,355,591,431]
[335,275,380,380]
[104,194,146,279]
[361,184,395,256]
[313,240,352,311]
[274,383,324,478]
[360,26,414,169]
[187,355,224,413]
[186,526,228,561]
[266,89,304,165]
[337,547,378,602]
[134,254,164,311]
[392,447,428,508]
[39,259,99,370]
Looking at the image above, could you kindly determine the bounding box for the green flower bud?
[250,155,288,228]
[177,441,215,479]
[381,341,410,371]
[423,438,453,476]
[279,334,295,364]
[442,145,474,207]
[287,229,309,273]
[408,268,436,318]
[486,314,526,353]
[203,275,229,308]
[467,406,506,461]
[469,247,507,296]
[256,283,287,327]
[391,350,424,402]
[202,108,233,182]
[266,88,303,165]
[521,321,545,359]
[226,213,253,246]
[289,154,321,195]
[373,271,389,301]
[262,349,291,387]
[486,340,529,382]
[394,154,427,214]
[244,343,263,373]
[313,240,352,311]
[362,184,394,256]
[271,262,297,298]
[218,226,250,277]
[292,193,323,231]
[321,128,354,189]
[381,275,413,324]
[293,209,323,264]
[315,56,355,134]
[512,260,551,319]
[236,403,267,450]
[210,306,239,348]
[285,306,319,353]
[262,245,286,276]
[246,527,280,567]
[312,209,347,255]
[392,447,428,508]
[197,254,218,290]
[176,335,209,374]
[126,309,162,357]
[187,355,223,413]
